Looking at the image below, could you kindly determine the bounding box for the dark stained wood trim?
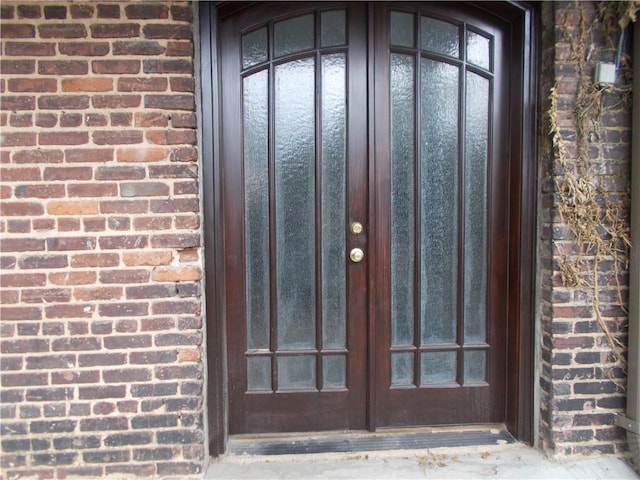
[200,2,228,456]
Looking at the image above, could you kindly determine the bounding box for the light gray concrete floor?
[206,443,639,479]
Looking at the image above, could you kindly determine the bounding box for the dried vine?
[548,1,637,371]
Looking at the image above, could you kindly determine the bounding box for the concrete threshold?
[206,443,639,479]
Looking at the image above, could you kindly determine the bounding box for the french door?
[219,2,512,434]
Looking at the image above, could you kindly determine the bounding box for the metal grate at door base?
[227,429,515,456]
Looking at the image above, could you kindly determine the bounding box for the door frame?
[200,1,539,456]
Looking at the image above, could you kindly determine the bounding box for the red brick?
[47,201,99,215]
[99,235,148,250]
[99,302,148,317]
[146,130,196,145]
[118,77,167,92]
[9,113,32,127]
[5,42,56,56]
[39,61,88,75]
[121,182,169,197]
[70,253,119,268]
[65,148,113,163]
[1,59,35,74]
[44,5,67,19]
[92,95,141,109]
[97,4,120,18]
[143,24,191,39]
[1,132,37,147]
[39,132,89,146]
[52,371,100,384]
[117,147,168,162]
[18,255,68,269]
[7,78,57,92]
[125,3,168,19]
[62,78,112,92]
[96,166,145,180]
[38,95,90,110]
[99,269,149,284]
[171,114,197,129]
[0,202,44,217]
[59,217,82,231]
[150,234,200,249]
[1,95,35,111]
[46,304,95,319]
[152,266,200,282]
[59,42,109,56]
[60,113,83,128]
[123,251,172,266]
[70,5,94,19]
[7,218,30,233]
[143,59,192,74]
[93,130,142,145]
[49,271,97,285]
[0,238,45,252]
[0,4,13,19]
[85,113,108,127]
[37,23,85,38]
[68,183,118,197]
[167,42,193,57]
[74,287,122,301]
[43,166,92,181]
[134,112,168,127]
[22,288,71,304]
[92,59,140,74]
[13,149,62,164]
[14,185,65,199]
[1,24,35,38]
[144,95,194,111]
[171,5,192,22]
[0,306,42,321]
[0,273,46,287]
[46,237,97,252]
[150,198,198,213]
[111,112,132,126]
[0,167,41,181]
[91,23,139,38]
[113,41,165,56]
[84,217,106,231]
[36,113,57,127]
[100,200,148,214]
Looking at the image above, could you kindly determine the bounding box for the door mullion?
[314,45,324,392]
[413,45,422,388]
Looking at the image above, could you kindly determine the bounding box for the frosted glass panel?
[323,355,346,389]
[467,31,490,70]
[279,356,315,390]
[321,10,346,47]
[421,351,456,384]
[421,16,459,58]
[390,54,415,347]
[464,350,486,383]
[247,356,271,391]
[242,27,268,69]
[390,11,414,47]
[275,58,316,350]
[391,352,414,385]
[420,59,459,346]
[274,14,314,58]
[321,54,347,349]
[464,72,489,344]
[244,70,270,350]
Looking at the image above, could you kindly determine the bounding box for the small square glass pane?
[323,355,346,389]
[247,356,271,391]
[421,351,457,384]
[274,14,314,58]
[421,16,459,58]
[390,11,414,48]
[278,355,315,390]
[391,352,414,385]
[464,350,486,383]
[321,10,346,47]
[242,27,268,69]
[467,31,490,70]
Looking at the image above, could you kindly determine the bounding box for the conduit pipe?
[615,24,640,470]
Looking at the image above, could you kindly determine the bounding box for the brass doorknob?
[350,247,365,263]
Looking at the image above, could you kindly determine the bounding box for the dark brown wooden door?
[220,2,511,434]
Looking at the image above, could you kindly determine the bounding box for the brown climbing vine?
[548,1,638,372]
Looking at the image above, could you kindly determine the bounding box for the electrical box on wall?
[595,62,617,85]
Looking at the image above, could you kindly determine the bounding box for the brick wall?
[0,2,205,478]
[538,2,632,455]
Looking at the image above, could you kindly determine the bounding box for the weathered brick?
[0,202,44,217]
[132,382,178,397]
[44,5,67,19]
[152,266,201,282]
[111,112,132,126]
[93,130,143,145]
[70,4,94,19]
[79,385,127,400]
[0,132,37,147]
[68,183,118,197]
[57,113,83,127]
[0,95,35,110]
[92,95,141,109]
[13,149,62,164]
[117,147,168,162]
[74,286,122,301]
[0,273,46,287]
[104,335,152,349]
[1,24,35,38]
[14,184,65,199]
[113,41,165,56]
[26,355,75,370]
[70,253,119,268]
[100,200,148,214]
[145,95,194,111]
[99,235,148,249]
[167,42,194,57]
[22,288,71,304]
[39,131,89,146]
[121,182,169,197]
[126,3,169,19]
[143,59,192,74]
[39,60,88,75]
[53,436,101,450]
[78,353,126,367]
[103,368,151,383]
[97,4,119,18]
[51,371,100,385]
[95,165,145,180]
[123,251,172,266]
[91,23,139,38]
[60,42,109,56]
[80,417,128,431]
[143,24,191,40]
[61,78,112,92]
[99,302,148,317]
[92,59,140,74]
[0,306,42,321]
[5,42,56,56]
[25,387,73,402]
[52,337,101,351]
